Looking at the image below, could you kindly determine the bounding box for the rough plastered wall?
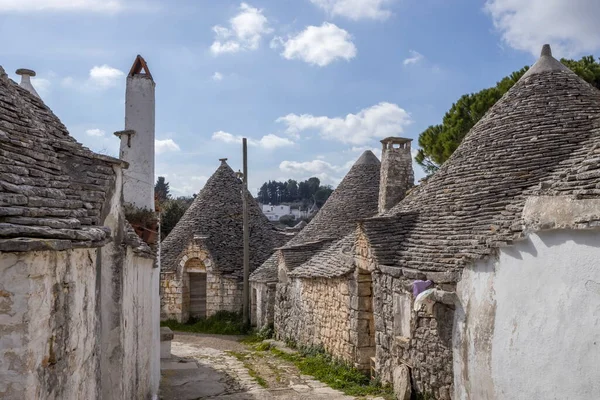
[251,282,276,329]
[121,249,158,399]
[0,249,99,400]
[120,74,155,211]
[372,269,454,400]
[276,276,361,364]
[99,165,159,400]
[454,229,600,400]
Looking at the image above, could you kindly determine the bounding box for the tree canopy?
[257,177,333,208]
[416,55,600,175]
[154,176,170,203]
[154,177,194,240]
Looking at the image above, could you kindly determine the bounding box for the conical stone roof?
[251,150,381,281]
[0,66,136,252]
[362,45,600,273]
[160,161,286,278]
[286,150,380,247]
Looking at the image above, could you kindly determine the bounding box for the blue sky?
[1,0,599,196]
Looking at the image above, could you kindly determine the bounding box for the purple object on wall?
[412,280,433,297]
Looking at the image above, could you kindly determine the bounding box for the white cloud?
[279,158,356,186]
[309,0,395,20]
[212,72,224,81]
[484,0,600,57]
[273,22,357,67]
[86,128,105,137]
[60,76,75,87]
[255,134,294,149]
[88,65,124,89]
[30,77,51,96]
[60,65,125,91]
[350,145,380,155]
[276,102,412,145]
[0,0,124,12]
[156,172,208,197]
[210,3,273,55]
[155,139,181,155]
[212,130,240,144]
[212,131,294,150]
[403,50,424,65]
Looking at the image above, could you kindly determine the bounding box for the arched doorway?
[185,258,207,320]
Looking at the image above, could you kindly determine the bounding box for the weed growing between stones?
[226,351,268,388]
[268,345,394,399]
[161,311,250,335]
[240,324,275,344]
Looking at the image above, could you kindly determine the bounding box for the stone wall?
[160,271,181,321]
[160,240,243,322]
[372,270,454,400]
[0,249,100,400]
[207,274,243,316]
[275,273,374,369]
[121,249,159,399]
[251,281,276,329]
[378,138,414,214]
[276,277,353,360]
[0,246,158,400]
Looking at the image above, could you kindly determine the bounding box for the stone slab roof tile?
[160,162,284,278]
[250,150,381,281]
[289,233,356,279]
[249,252,278,283]
[363,45,600,274]
[0,70,126,252]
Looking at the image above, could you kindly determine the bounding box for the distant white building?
[260,202,319,222]
[261,204,292,221]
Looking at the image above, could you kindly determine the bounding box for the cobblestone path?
[159,332,372,399]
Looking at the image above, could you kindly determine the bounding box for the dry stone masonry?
[160,159,288,322]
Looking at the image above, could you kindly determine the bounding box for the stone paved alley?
[159,333,385,400]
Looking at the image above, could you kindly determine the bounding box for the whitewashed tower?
[115,55,155,210]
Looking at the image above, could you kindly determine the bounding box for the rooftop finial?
[219,158,228,165]
[541,44,552,57]
[15,68,40,98]
[128,55,153,80]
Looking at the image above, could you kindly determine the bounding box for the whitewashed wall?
[122,249,159,399]
[0,164,159,400]
[454,229,600,400]
[0,249,99,400]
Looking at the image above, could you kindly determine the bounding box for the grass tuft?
[240,323,275,345]
[160,311,250,335]
[270,345,394,399]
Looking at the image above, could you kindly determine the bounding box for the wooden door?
[189,273,207,319]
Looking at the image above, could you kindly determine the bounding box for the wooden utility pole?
[242,138,250,326]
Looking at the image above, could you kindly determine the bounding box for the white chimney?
[15,69,40,98]
[115,55,155,210]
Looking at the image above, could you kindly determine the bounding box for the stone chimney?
[378,137,414,214]
[115,55,155,210]
[15,69,40,98]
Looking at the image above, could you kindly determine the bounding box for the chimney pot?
[541,44,552,57]
[16,68,36,77]
[15,68,40,98]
